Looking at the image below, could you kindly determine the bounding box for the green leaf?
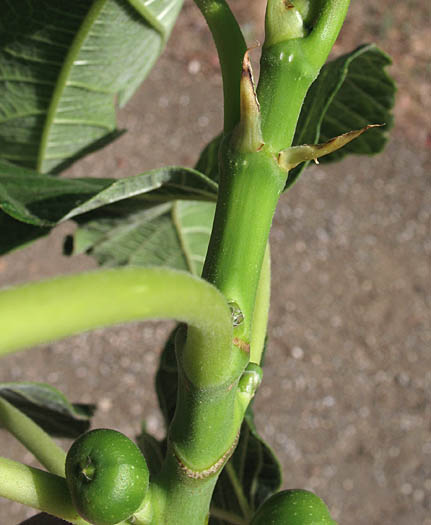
[0,212,50,255]
[0,382,95,438]
[72,200,216,275]
[0,160,111,226]
[136,425,166,478]
[60,168,217,223]
[0,160,217,225]
[155,329,179,428]
[0,0,183,173]
[155,329,282,525]
[194,133,223,183]
[0,160,217,256]
[286,44,396,189]
[194,47,395,193]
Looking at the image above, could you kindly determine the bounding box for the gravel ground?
[1,1,429,524]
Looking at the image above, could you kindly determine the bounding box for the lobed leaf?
[0,382,95,438]
[0,0,183,173]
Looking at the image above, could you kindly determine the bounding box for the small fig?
[251,489,337,525]
[65,429,149,525]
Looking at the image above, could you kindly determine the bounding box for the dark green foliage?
[0,161,216,260]
[0,382,95,438]
[287,44,396,188]
[0,0,183,173]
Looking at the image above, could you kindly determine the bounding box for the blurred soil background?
[1,1,430,524]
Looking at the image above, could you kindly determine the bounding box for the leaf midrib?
[36,0,109,173]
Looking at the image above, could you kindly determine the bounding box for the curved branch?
[0,457,87,525]
[0,398,66,477]
[193,0,246,133]
[0,267,232,387]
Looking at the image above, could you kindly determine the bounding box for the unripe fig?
[251,489,337,525]
[65,429,149,525]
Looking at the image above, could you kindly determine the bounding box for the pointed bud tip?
[231,50,264,153]
[278,123,385,172]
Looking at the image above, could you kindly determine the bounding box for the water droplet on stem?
[228,301,244,327]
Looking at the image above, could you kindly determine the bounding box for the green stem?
[193,0,246,132]
[170,357,241,469]
[0,398,66,477]
[250,243,271,365]
[303,0,351,66]
[0,457,88,524]
[0,267,232,388]
[0,457,136,524]
[202,149,286,346]
[0,268,241,523]
[168,150,283,523]
[149,2,350,521]
[150,351,261,524]
[258,0,351,152]
[150,453,219,524]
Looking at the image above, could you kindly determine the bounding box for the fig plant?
[0,0,395,524]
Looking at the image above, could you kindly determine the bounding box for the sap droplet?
[228,301,244,327]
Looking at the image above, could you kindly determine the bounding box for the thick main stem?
[152,151,287,523]
[183,4,352,521]
[202,150,286,345]
[151,453,219,524]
